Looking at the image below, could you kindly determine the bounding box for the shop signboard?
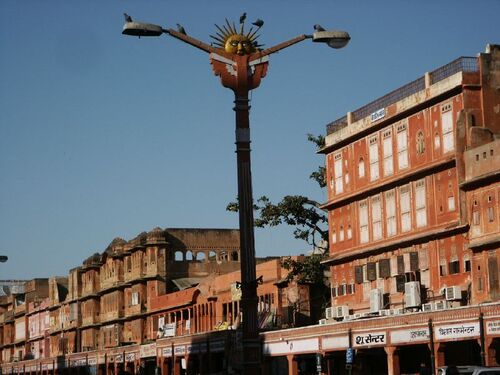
[486,320,500,336]
[162,347,173,357]
[435,322,480,341]
[322,335,349,350]
[353,331,386,347]
[263,338,319,355]
[352,331,387,347]
[140,343,157,358]
[390,327,429,344]
[174,345,186,356]
[210,340,225,353]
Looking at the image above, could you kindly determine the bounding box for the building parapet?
[323,57,479,150]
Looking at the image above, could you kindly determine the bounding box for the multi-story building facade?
[0,228,312,374]
[311,43,499,374]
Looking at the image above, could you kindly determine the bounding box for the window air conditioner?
[445,286,462,301]
[335,305,350,318]
[370,289,383,313]
[434,300,449,310]
[404,281,421,307]
[422,303,433,312]
[318,319,327,325]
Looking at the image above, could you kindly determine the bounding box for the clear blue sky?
[0,1,498,279]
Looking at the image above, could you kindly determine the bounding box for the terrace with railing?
[326,57,478,135]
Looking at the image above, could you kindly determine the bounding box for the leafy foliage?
[281,255,326,285]
[227,134,329,284]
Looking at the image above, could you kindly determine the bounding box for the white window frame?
[359,201,369,244]
[334,153,343,194]
[385,190,397,237]
[415,179,427,228]
[371,195,382,240]
[383,130,394,176]
[441,105,454,153]
[400,185,412,232]
[369,136,379,181]
[358,158,365,178]
[397,123,409,170]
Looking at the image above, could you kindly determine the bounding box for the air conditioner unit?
[325,307,334,320]
[445,286,462,301]
[422,303,433,312]
[434,300,449,310]
[335,305,350,318]
[370,289,383,313]
[318,319,327,325]
[404,281,421,307]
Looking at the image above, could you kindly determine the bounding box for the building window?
[465,258,471,272]
[439,261,447,277]
[449,260,460,274]
[415,179,427,228]
[347,225,352,240]
[131,292,139,306]
[385,190,396,237]
[339,226,345,242]
[448,195,456,211]
[488,206,495,222]
[434,133,441,149]
[473,210,480,225]
[332,230,337,244]
[400,185,412,232]
[334,153,343,194]
[383,130,393,176]
[442,106,454,153]
[369,136,379,181]
[358,158,365,178]
[371,195,382,241]
[397,124,408,169]
[359,201,369,244]
[416,131,425,155]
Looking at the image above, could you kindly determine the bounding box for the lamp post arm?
[164,28,217,54]
[255,34,311,59]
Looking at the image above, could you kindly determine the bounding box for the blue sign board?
[346,347,355,364]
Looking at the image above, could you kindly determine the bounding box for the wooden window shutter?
[397,255,405,275]
[410,252,419,271]
[488,256,499,297]
[367,262,377,281]
[379,259,391,278]
[396,275,406,293]
[355,266,364,284]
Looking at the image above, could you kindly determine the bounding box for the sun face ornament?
[210,18,263,56]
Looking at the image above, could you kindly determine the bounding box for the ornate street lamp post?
[122,15,349,373]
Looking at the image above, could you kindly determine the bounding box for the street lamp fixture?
[122,13,349,374]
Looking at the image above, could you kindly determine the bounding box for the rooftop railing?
[326,56,478,135]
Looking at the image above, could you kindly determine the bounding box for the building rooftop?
[326,56,478,136]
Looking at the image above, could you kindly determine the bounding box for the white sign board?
[486,320,500,336]
[263,338,319,355]
[140,343,156,358]
[391,327,430,344]
[435,322,480,341]
[322,335,349,350]
[353,331,386,347]
[162,348,172,358]
[371,108,386,123]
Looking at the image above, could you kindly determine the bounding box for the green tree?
[227,134,329,282]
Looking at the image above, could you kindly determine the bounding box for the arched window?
[358,158,365,178]
[185,251,193,261]
[196,252,206,262]
[175,251,184,262]
[231,251,239,261]
[209,251,217,262]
